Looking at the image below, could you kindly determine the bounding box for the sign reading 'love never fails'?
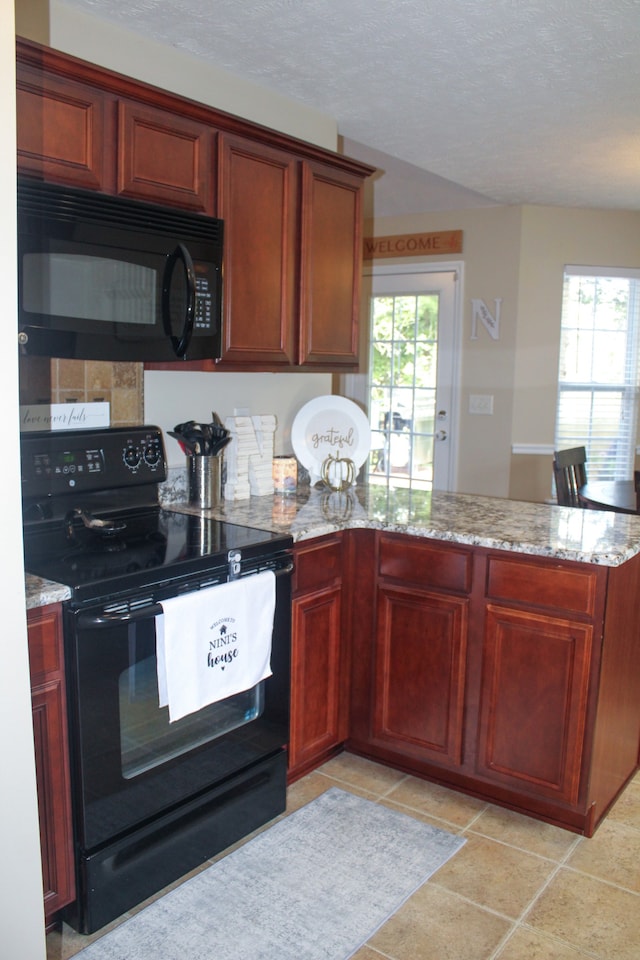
[364,230,463,260]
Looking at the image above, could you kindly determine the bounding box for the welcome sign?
[364,230,463,260]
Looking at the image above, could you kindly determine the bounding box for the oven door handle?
[77,603,164,628]
[77,562,294,628]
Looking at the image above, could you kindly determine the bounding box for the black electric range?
[21,425,292,605]
[22,426,294,933]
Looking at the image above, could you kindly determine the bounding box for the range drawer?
[486,555,599,616]
[378,534,472,594]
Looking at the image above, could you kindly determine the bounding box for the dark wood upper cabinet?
[16,60,112,191]
[117,99,213,213]
[298,161,364,367]
[216,134,298,366]
[16,36,374,373]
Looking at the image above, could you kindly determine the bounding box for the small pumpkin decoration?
[321,452,356,492]
[321,490,354,521]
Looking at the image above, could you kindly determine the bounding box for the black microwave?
[17,177,224,362]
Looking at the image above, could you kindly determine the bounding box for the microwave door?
[162,243,196,359]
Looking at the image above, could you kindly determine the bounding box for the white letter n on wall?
[471,298,501,340]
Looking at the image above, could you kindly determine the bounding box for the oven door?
[64,571,290,852]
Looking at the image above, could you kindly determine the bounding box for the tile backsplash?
[19,358,143,426]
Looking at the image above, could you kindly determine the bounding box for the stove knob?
[123,444,141,470]
[144,442,161,467]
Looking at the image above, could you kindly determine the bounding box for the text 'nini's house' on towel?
[156,570,276,722]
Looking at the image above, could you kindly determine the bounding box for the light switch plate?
[469,394,494,415]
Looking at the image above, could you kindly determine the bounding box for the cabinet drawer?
[378,535,472,594]
[486,555,598,616]
[293,535,343,595]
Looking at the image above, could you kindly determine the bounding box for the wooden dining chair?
[553,446,587,507]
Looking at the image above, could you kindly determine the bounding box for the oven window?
[119,654,264,779]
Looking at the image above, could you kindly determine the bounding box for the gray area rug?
[75,786,466,960]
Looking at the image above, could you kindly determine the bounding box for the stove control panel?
[21,426,167,499]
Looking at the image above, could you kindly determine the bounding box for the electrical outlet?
[469,394,494,415]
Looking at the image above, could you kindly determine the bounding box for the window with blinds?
[555,266,640,481]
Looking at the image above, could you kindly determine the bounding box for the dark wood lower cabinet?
[27,604,75,925]
[347,531,640,836]
[372,583,467,767]
[476,604,592,805]
[288,534,349,781]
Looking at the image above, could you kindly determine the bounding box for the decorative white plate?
[291,396,371,482]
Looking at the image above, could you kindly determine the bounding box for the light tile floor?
[47,752,640,960]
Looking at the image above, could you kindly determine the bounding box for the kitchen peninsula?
[26,483,640,840]
[172,482,640,837]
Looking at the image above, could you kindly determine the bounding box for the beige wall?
[513,205,640,444]
[511,206,640,501]
[146,371,335,467]
[368,205,640,501]
[366,206,522,496]
[47,0,337,150]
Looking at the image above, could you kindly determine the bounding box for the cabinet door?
[289,536,346,779]
[17,63,110,190]
[27,606,75,921]
[217,134,298,366]
[372,583,467,766]
[289,583,345,777]
[117,99,212,211]
[298,160,364,367]
[476,604,592,805]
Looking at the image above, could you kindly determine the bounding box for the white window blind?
[555,266,640,481]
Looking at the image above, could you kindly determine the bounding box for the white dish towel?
[156,570,276,723]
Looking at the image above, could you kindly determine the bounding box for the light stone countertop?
[25,480,640,610]
[25,574,71,610]
[162,479,640,566]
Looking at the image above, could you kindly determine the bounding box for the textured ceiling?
[64,0,640,214]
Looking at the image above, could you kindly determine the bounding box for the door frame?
[346,260,463,492]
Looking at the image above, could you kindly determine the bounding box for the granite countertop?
[25,574,71,610]
[162,479,640,566]
[25,480,640,609]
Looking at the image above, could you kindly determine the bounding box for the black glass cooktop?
[23,505,292,603]
[21,426,292,603]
